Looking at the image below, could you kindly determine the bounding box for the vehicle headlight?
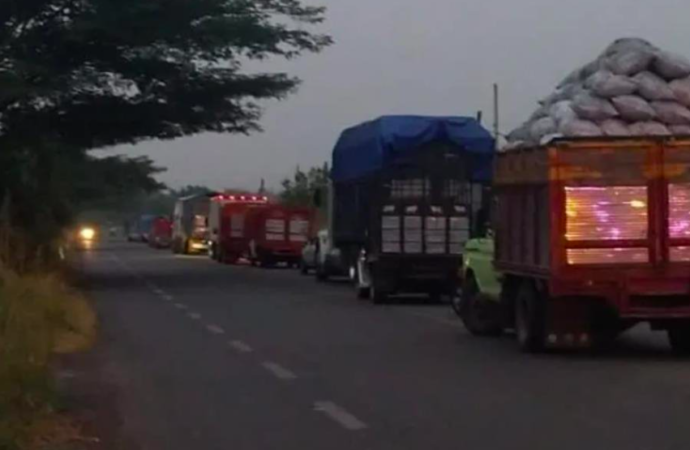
[80,228,96,241]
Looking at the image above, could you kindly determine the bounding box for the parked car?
[312,229,346,281]
[300,234,320,274]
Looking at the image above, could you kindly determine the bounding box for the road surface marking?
[188,312,202,321]
[314,402,367,431]
[261,362,297,380]
[161,294,174,302]
[228,340,253,353]
[206,324,225,335]
[174,303,188,310]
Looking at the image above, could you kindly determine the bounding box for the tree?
[280,164,328,208]
[0,0,332,150]
[0,0,331,260]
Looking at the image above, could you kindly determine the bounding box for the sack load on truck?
[507,38,690,149]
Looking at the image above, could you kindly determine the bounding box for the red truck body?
[244,205,315,266]
[494,137,690,349]
[149,217,173,249]
[210,194,269,263]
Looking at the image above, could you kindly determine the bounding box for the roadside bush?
[0,268,96,449]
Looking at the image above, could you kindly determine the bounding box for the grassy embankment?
[0,266,97,449]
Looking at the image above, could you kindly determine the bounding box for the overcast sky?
[114,0,690,191]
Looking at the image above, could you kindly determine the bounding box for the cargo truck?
[459,137,690,354]
[209,194,269,263]
[128,214,155,242]
[245,204,315,267]
[327,116,495,303]
[172,194,212,254]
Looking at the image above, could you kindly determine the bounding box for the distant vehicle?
[128,215,155,242]
[149,217,173,249]
[326,116,495,303]
[208,193,269,263]
[300,235,319,274]
[460,137,690,354]
[306,229,346,280]
[245,204,315,267]
[172,194,212,254]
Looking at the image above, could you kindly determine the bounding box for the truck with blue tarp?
[327,115,495,303]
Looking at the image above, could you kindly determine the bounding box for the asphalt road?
[81,241,690,450]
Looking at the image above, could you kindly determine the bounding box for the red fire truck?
[244,205,315,267]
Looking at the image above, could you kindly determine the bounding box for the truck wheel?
[515,281,546,353]
[668,325,690,355]
[300,262,309,275]
[460,275,504,337]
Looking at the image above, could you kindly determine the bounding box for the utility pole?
[493,83,500,147]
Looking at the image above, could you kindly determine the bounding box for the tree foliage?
[0,0,331,260]
[280,164,328,208]
[0,0,332,149]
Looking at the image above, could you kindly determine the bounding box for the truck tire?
[515,281,546,353]
[459,274,504,337]
[668,325,690,355]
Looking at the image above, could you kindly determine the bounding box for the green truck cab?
[454,235,507,336]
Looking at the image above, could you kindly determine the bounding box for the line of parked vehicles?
[129,115,690,355]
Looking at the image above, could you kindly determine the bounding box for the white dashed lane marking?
[228,340,253,354]
[174,303,188,310]
[161,294,174,302]
[314,401,368,431]
[206,324,225,335]
[261,362,297,380]
[188,312,202,321]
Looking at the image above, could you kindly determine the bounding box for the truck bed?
[494,137,690,317]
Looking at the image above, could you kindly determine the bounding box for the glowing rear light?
[670,247,690,262]
[567,248,649,265]
[565,186,648,241]
[669,184,690,239]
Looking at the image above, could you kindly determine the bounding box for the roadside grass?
[0,267,97,449]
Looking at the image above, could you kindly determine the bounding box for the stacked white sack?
[507,38,690,149]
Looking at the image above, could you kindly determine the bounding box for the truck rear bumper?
[372,256,461,293]
[551,277,690,319]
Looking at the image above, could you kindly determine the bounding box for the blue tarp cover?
[331,115,495,183]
